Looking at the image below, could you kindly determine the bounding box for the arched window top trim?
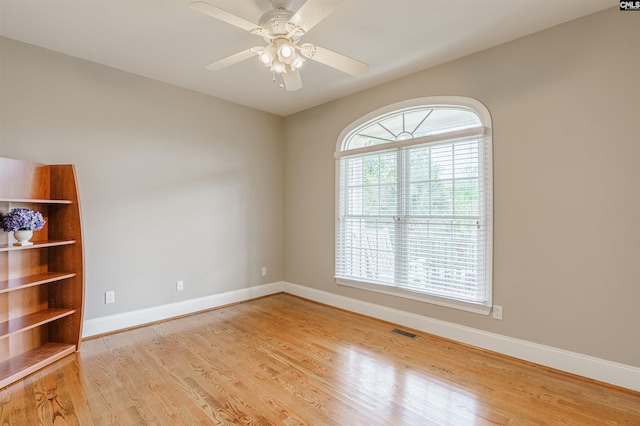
[336,96,492,154]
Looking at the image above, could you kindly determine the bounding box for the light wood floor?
[1,294,638,425]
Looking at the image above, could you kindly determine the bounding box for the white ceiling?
[0,0,614,116]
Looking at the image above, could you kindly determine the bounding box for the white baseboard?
[282,281,640,392]
[82,281,284,338]
[82,280,640,392]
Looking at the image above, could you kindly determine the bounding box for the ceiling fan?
[190,0,368,91]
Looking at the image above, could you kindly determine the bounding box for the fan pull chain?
[270,71,285,89]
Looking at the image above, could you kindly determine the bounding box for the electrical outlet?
[105,291,115,304]
[493,305,503,320]
[176,280,184,291]
[261,267,267,277]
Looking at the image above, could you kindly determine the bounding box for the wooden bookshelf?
[0,157,84,389]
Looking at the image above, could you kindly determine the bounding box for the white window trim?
[335,97,493,315]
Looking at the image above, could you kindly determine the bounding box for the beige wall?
[0,37,284,320]
[284,8,640,367]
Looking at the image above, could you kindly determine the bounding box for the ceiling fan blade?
[301,44,368,77]
[204,48,258,71]
[282,69,303,91]
[190,1,259,32]
[289,0,342,33]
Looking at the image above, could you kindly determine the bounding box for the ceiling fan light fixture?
[291,56,305,70]
[258,45,276,65]
[273,61,286,73]
[259,53,271,65]
[274,38,295,62]
[280,44,293,58]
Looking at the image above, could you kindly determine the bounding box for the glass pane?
[363,156,380,185]
[454,178,479,216]
[380,184,397,215]
[409,182,431,215]
[361,122,395,141]
[379,114,404,139]
[408,146,430,181]
[378,153,397,184]
[364,186,379,215]
[431,180,453,216]
[347,134,377,149]
[404,109,431,134]
[347,158,363,185]
[454,141,479,179]
[431,145,453,180]
[414,109,481,137]
[347,187,363,215]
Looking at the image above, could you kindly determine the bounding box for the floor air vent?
[391,328,418,339]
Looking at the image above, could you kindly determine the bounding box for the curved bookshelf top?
[0,198,73,204]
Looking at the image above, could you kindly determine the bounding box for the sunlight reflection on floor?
[341,345,479,425]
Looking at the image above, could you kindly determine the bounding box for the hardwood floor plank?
[0,293,638,425]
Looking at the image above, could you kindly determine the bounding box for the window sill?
[336,277,491,315]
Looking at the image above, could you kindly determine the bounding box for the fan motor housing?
[259,8,294,35]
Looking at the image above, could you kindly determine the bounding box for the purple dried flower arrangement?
[0,208,46,232]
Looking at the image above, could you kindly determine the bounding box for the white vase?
[13,230,34,246]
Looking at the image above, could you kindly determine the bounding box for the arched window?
[335,97,493,314]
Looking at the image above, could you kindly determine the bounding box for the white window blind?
[336,100,492,311]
